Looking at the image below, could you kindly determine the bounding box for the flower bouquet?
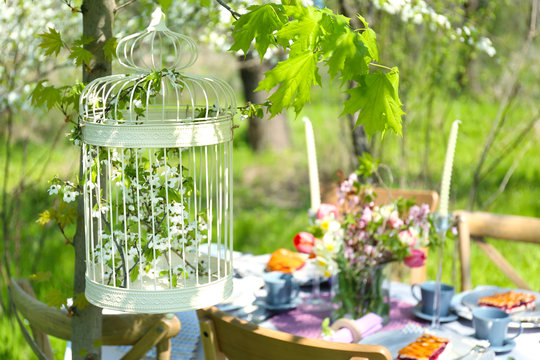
[294,172,441,320]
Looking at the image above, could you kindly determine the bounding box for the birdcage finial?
[148,7,168,31]
[116,7,198,72]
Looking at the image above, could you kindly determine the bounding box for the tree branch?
[215,0,241,20]
[114,0,137,14]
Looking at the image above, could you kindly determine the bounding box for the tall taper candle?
[303,117,321,212]
[439,120,461,217]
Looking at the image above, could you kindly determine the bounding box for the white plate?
[455,287,540,328]
[359,329,495,360]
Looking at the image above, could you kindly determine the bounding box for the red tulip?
[404,249,426,268]
[293,232,315,254]
[316,203,339,220]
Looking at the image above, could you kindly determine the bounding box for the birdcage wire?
[79,8,235,313]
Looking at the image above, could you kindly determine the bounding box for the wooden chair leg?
[156,338,172,360]
[122,319,171,360]
[199,317,225,360]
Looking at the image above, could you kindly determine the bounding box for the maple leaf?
[44,288,69,310]
[276,5,322,55]
[30,271,52,283]
[103,37,118,61]
[69,46,94,67]
[323,30,370,82]
[73,292,90,311]
[342,68,404,136]
[256,51,321,117]
[30,81,62,110]
[230,4,286,60]
[38,28,64,56]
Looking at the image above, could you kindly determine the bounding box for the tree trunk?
[239,55,291,152]
[72,1,113,359]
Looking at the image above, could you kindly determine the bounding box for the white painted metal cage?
[79,9,235,313]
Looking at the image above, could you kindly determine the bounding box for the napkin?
[323,313,383,343]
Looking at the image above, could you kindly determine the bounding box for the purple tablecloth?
[270,298,423,339]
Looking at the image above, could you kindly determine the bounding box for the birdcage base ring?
[85,274,233,313]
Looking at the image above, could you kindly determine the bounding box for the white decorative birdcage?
[79,8,235,313]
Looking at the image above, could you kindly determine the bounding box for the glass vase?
[333,264,390,323]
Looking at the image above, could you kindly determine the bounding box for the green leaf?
[103,37,118,61]
[44,288,68,310]
[323,30,370,82]
[360,27,379,63]
[73,292,90,311]
[30,271,52,283]
[30,81,62,110]
[69,46,94,67]
[230,4,287,60]
[276,5,322,55]
[38,27,64,56]
[130,264,140,284]
[36,209,53,226]
[342,68,404,136]
[73,35,94,47]
[256,51,320,117]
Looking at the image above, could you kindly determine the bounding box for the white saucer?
[412,305,458,323]
[489,338,516,353]
[255,297,302,311]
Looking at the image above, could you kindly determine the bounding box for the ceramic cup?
[411,281,455,316]
[472,307,523,347]
[263,271,299,306]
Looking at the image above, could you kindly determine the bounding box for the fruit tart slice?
[478,291,536,313]
[397,333,452,360]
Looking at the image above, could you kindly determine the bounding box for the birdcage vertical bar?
[134,149,143,289]
[148,148,157,290]
[163,148,173,289]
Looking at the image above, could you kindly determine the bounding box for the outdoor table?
[89,252,539,359]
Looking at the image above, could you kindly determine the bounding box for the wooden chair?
[8,277,181,360]
[197,306,392,360]
[322,185,440,284]
[455,211,540,292]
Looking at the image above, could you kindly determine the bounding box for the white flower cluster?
[47,181,79,203]
[372,0,496,57]
[86,147,208,287]
[313,216,343,277]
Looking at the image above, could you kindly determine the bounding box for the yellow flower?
[321,221,329,231]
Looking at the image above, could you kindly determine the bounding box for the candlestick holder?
[431,214,450,329]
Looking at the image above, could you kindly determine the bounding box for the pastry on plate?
[266,248,306,273]
[397,333,452,360]
[478,290,536,313]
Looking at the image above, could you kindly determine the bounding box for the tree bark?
[72,1,114,359]
[239,54,291,152]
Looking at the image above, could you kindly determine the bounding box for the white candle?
[439,120,461,217]
[303,117,321,212]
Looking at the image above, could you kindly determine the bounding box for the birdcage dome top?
[79,8,236,148]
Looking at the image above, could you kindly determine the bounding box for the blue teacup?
[263,271,299,306]
[472,307,523,347]
[411,281,454,316]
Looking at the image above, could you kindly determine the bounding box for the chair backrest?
[9,278,181,360]
[455,211,540,292]
[197,306,392,360]
[323,186,439,284]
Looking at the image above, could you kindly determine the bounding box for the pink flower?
[293,232,315,254]
[316,203,339,220]
[404,249,426,268]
